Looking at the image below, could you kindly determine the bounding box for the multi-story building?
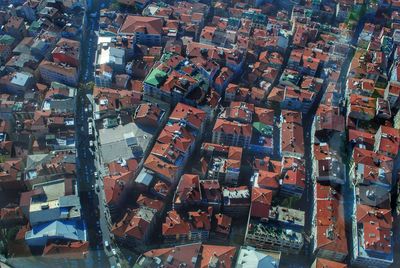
[280,86,315,114]
[162,209,211,244]
[143,103,207,186]
[222,186,250,217]
[311,258,347,268]
[349,147,393,189]
[313,143,345,185]
[347,95,376,121]
[313,184,348,262]
[200,180,222,212]
[4,16,27,40]
[173,174,202,210]
[135,243,236,267]
[280,110,304,159]
[245,206,305,254]
[235,246,281,268]
[212,119,252,148]
[0,71,34,95]
[119,15,163,46]
[51,38,80,68]
[112,195,164,247]
[201,143,242,185]
[24,178,87,248]
[374,126,400,158]
[143,53,210,105]
[351,205,393,267]
[39,60,79,87]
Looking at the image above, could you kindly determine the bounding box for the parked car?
[104,240,110,250]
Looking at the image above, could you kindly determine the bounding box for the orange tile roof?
[151,141,183,164]
[112,208,152,240]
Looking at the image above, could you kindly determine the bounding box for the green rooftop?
[253,122,273,137]
[144,68,168,87]
[29,20,42,32]
[0,35,15,45]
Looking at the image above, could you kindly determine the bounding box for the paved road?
[76,0,119,267]
[75,0,120,267]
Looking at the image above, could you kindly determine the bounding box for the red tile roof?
[254,107,274,126]
[315,104,345,133]
[144,154,179,183]
[215,213,232,235]
[281,111,304,157]
[112,208,152,240]
[213,118,252,137]
[103,171,133,205]
[348,129,375,147]
[120,16,163,35]
[42,241,89,259]
[162,210,190,236]
[356,204,392,253]
[200,244,236,268]
[189,210,211,231]
[376,126,400,156]
[0,158,23,183]
[151,141,183,165]
[353,147,393,174]
[144,243,201,268]
[316,198,348,256]
[315,258,347,268]
[137,194,164,212]
[256,170,280,190]
[134,103,162,127]
[157,123,195,152]
[282,166,306,189]
[250,187,272,218]
[174,174,201,205]
[169,103,207,130]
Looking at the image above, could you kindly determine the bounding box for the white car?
[111,248,117,256]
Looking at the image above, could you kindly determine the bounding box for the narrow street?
[75,0,118,267]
